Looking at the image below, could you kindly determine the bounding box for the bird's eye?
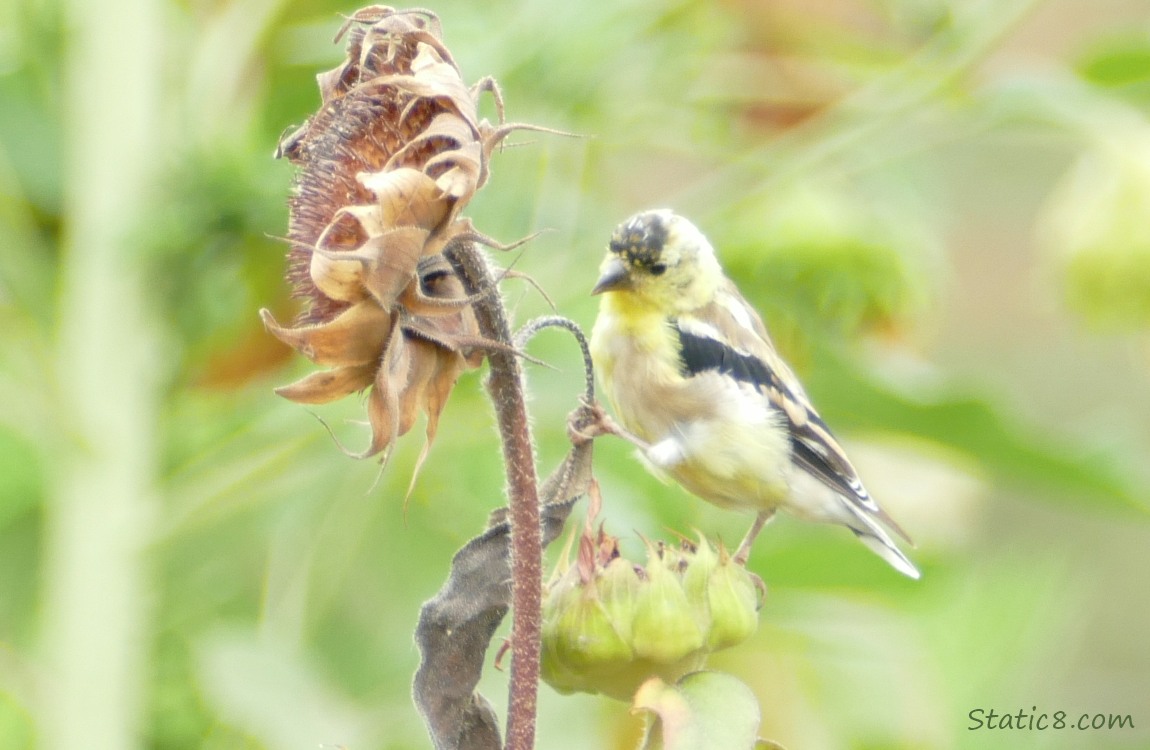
[649,263,667,275]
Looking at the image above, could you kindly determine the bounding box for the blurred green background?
[2,0,1149,748]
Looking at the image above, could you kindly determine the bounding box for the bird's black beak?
[591,257,631,295]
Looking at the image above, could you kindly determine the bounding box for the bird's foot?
[567,400,650,451]
[732,509,777,566]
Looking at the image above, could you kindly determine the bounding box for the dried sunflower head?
[261,6,510,461]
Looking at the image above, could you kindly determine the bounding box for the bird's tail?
[844,508,921,579]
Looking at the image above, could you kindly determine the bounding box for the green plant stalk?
[40,0,164,747]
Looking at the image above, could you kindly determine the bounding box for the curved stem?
[446,243,541,750]
[513,315,596,405]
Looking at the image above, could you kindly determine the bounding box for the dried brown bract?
[262,5,531,461]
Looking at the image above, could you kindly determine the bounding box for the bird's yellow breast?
[590,291,792,512]
[590,294,679,440]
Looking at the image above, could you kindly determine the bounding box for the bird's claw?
[567,400,650,451]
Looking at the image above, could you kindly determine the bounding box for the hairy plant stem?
[446,242,541,750]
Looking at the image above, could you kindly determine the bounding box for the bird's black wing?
[674,323,879,512]
[676,325,776,388]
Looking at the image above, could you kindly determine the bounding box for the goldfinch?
[589,209,919,578]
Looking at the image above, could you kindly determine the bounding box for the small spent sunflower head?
[262,6,515,463]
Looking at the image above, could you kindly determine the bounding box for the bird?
[588,209,919,578]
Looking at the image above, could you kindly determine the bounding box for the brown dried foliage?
[261,6,523,461]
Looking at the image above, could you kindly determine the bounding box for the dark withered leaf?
[412,440,593,750]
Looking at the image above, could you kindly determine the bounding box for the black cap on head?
[608,211,670,273]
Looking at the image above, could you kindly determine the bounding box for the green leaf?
[806,350,1149,516]
[1078,33,1150,87]
[634,671,770,750]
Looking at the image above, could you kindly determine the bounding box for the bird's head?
[591,209,722,312]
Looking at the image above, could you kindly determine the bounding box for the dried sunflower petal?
[260,303,391,367]
[273,364,376,405]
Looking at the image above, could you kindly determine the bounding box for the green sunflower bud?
[540,565,580,693]
[551,582,633,673]
[598,556,641,644]
[631,545,705,664]
[704,546,759,650]
[682,535,720,613]
[681,537,759,651]
[540,529,762,701]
